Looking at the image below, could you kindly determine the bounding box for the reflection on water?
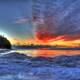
[15,49,80,57]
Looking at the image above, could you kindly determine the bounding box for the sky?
[0,0,33,40]
[0,0,80,46]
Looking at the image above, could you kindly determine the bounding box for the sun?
[0,31,10,40]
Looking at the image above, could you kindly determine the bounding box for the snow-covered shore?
[0,49,80,80]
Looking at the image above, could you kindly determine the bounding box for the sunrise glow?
[9,34,80,48]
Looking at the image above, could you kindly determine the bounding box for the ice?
[0,49,80,80]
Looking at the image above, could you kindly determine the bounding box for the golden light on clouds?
[9,37,80,48]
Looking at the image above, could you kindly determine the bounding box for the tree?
[0,36,11,49]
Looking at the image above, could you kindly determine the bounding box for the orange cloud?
[9,34,80,48]
[63,34,80,41]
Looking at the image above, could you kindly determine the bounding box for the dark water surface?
[0,49,80,80]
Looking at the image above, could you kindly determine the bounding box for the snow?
[0,49,80,80]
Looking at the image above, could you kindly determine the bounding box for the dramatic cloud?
[7,0,80,42]
[63,35,80,41]
[33,0,80,38]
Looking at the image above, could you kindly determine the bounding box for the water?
[16,49,80,57]
[0,49,80,80]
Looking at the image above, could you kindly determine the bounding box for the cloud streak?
[14,17,30,24]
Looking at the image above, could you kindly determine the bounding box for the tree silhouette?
[0,36,11,49]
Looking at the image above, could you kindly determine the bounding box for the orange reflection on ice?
[26,50,80,57]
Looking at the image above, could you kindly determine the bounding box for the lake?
[15,49,80,57]
[0,49,80,80]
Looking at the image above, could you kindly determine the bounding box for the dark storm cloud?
[56,0,80,35]
[34,0,80,36]
[53,0,80,35]
[7,0,80,37]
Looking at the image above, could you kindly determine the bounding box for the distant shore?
[12,45,80,50]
